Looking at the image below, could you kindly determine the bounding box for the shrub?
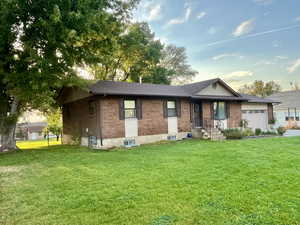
[268,119,276,125]
[277,126,286,136]
[222,129,244,139]
[242,128,255,137]
[239,119,248,129]
[261,131,277,135]
[255,128,262,136]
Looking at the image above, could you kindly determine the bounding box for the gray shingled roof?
[270,91,300,109]
[240,94,279,103]
[181,78,219,95]
[88,79,275,103]
[89,80,189,97]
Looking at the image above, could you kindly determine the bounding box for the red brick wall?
[228,102,241,128]
[100,97,125,139]
[178,99,192,132]
[62,98,98,144]
[138,99,168,136]
[63,96,193,142]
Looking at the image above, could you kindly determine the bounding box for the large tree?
[0,0,138,151]
[160,44,197,84]
[238,80,281,97]
[89,22,197,84]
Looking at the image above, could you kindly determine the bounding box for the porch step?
[192,127,226,141]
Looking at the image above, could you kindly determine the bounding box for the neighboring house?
[17,111,47,140]
[16,122,47,140]
[58,78,277,148]
[269,91,300,128]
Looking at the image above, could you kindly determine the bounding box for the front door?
[194,103,203,127]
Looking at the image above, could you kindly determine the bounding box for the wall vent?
[167,135,177,141]
[124,139,136,147]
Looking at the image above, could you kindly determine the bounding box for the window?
[89,101,96,115]
[285,108,299,121]
[213,102,227,120]
[124,100,136,118]
[167,101,177,117]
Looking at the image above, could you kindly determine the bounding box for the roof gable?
[182,78,240,97]
[196,82,234,96]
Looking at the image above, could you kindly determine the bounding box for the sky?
[133,0,300,90]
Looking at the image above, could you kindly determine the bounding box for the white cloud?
[276,56,288,60]
[233,19,255,37]
[287,59,300,73]
[165,7,192,27]
[133,1,162,22]
[222,71,253,80]
[255,60,275,66]
[197,11,206,20]
[212,53,243,61]
[253,0,273,5]
[148,4,162,21]
[208,27,217,35]
[295,16,300,22]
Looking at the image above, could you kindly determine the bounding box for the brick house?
[58,78,277,148]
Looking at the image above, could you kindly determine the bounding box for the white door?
[168,117,178,134]
[125,118,138,138]
[242,110,268,131]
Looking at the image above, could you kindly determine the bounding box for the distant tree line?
[238,80,300,97]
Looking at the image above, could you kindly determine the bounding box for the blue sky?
[134,0,300,90]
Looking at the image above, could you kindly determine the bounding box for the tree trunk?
[0,98,19,152]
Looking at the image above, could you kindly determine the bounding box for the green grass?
[1,137,300,225]
[17,138,61,149]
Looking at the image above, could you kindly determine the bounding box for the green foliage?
[0,0,139,145]
[222,128,244,139]
[255,128,262,136]
[89,22,197,84]
[239,80,281,97]
[239,119,248,129]
[277,126,286,135]
[160,44,197,84]
[45,109,62,138]
[261,131,277,135]
[242,128,255,137]
[268,118,276,125]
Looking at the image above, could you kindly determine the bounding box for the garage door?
[242,110,268,131]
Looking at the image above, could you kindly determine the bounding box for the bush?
[239,119,248,129]
[242,128,255,137]
[222,129,244,139]
[261,131,277,135]
[277,127,286,136]
[255,128,262,136]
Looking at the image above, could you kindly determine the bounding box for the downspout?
[96,99,103,146]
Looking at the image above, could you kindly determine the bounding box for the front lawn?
[17,138,61,149]
[1,138,300,225]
